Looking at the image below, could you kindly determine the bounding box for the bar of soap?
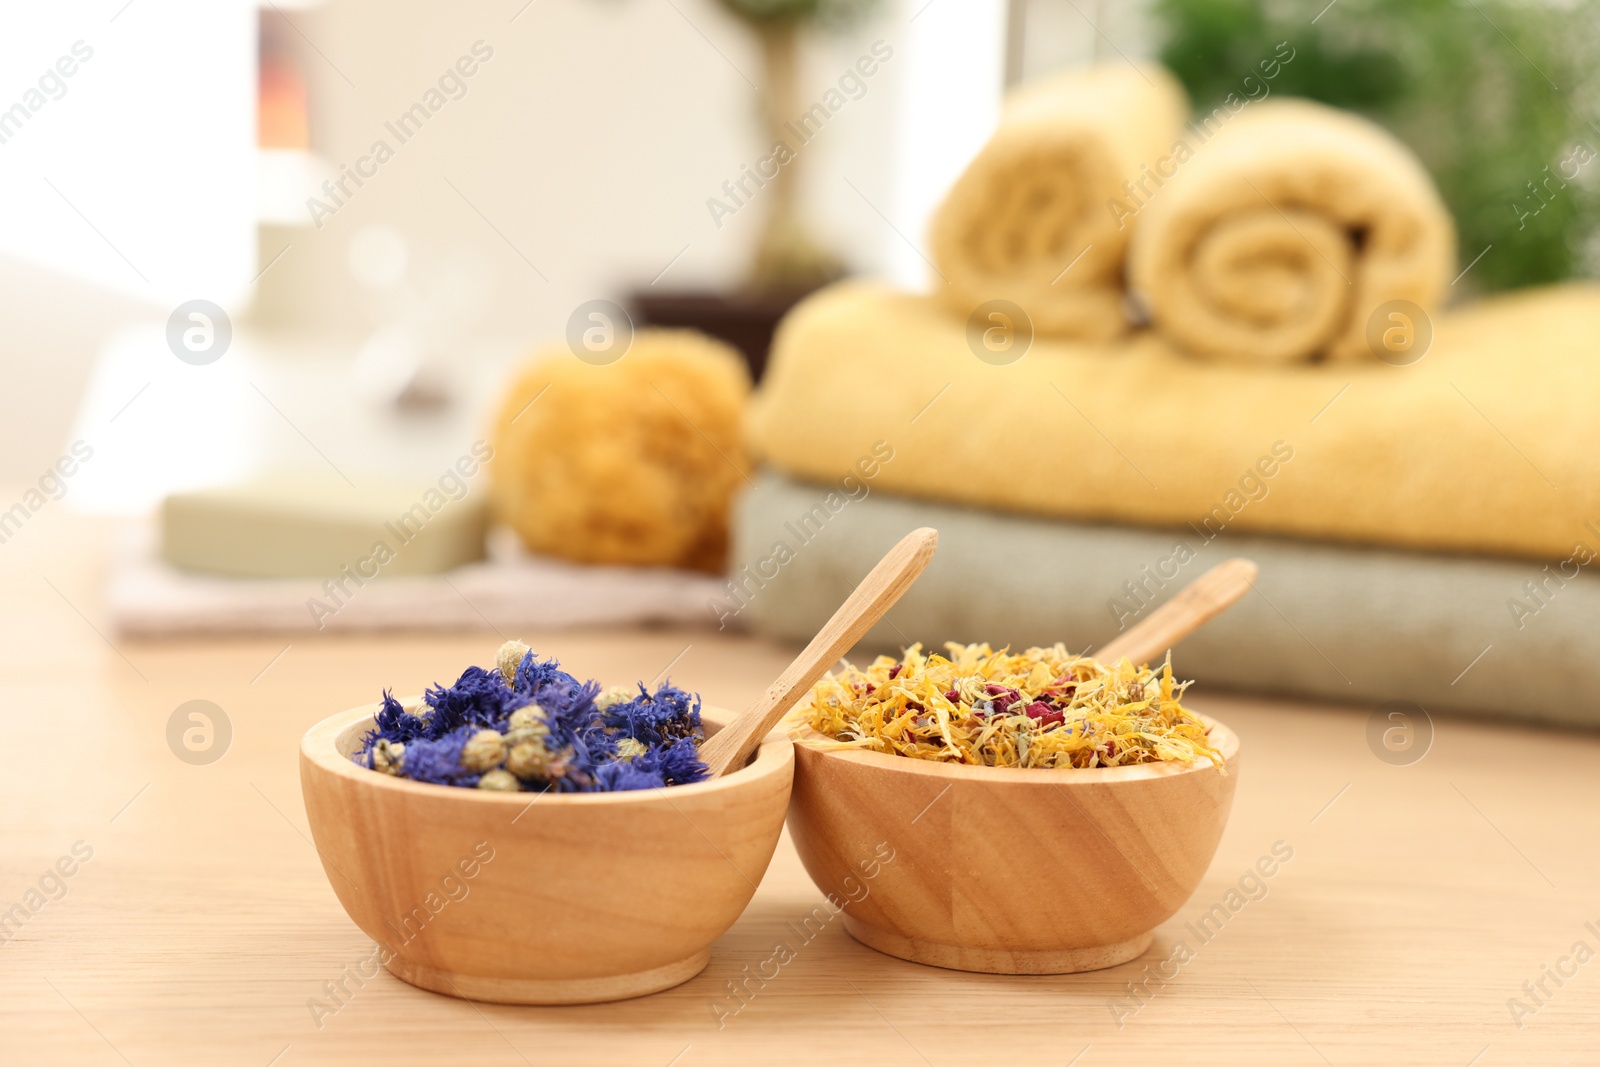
[160,473,488,579]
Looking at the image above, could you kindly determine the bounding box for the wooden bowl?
[786,715,1240,974]
[299,700,793,1004]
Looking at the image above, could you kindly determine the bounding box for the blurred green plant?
[714,0,869,22]
[712,0,880,291]
[1153,0,1600,293]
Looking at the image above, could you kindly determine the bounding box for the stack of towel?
[731,63,1600,725]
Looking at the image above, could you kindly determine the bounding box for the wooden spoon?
[1093,557,1258,666]
[698,527,939,777]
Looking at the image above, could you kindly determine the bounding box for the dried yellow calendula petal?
[801,642,1224,773]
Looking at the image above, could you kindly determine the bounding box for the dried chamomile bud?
[504,728,539,749]
[506,738,551,779]
[541,745,577,782]
[595,685,635,711]
[460,728,508,772]
[477,768,520,791]
[495,639,531,683]
[371,739,405,775]
[613,737,647,762]
[508,704,548,736]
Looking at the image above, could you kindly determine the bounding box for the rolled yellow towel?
[1126,98,1455,365]
[929,63,1189,340]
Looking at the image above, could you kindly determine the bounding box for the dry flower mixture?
[801,642,1224,771]
[355,640,709,792]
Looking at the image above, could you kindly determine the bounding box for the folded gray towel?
[727,471,1598,727]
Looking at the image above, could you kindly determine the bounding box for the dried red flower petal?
[1025,701,1064,727]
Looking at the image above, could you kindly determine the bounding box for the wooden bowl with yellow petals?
[785,714,1240,974]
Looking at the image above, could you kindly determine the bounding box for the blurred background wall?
[6,0,1595,489]
[0,0,1002,484]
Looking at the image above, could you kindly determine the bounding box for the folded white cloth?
[109,524,725,637]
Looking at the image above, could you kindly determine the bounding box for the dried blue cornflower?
[371,691,428,744]
[393,726,482,788]
[588,737,711,791]
[654,736,713,787]
[600,682,704,747]
[593,760,670,792]
[422,666,525,735]
[354,642,710,793]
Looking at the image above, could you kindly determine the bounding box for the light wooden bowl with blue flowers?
[300,699,793,1004]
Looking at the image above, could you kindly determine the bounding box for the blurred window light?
[66,326,269,515]
[258,37,309,151]
[0,3,257,308]
[257,4,331,227]
[888,0,1007,290]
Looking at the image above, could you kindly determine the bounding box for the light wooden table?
[3,511,1598,1065]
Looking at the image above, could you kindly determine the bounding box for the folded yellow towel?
[929,64,1189,341]
[752,281,1600,562]
[1127,99,1455,365]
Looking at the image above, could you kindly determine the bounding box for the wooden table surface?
[3,511,1598,1066]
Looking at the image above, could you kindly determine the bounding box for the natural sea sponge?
[490,329,750,572]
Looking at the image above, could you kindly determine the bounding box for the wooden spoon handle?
[699,527,939,777]
[1094,558,1257,666]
